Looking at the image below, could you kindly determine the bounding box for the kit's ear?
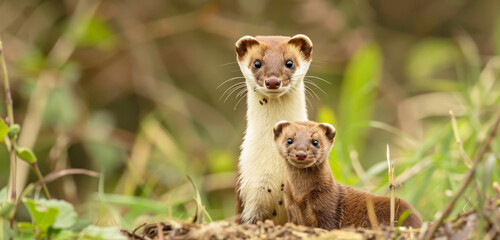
[273,121,290,139]
[288,34,313,60]
[319,123,336,142]
[235,36,259,59]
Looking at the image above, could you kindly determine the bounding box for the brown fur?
[235,36,312,89]
[233,35,313,224]
[273,121,423,230]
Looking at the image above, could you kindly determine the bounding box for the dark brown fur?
[274,121,423,229]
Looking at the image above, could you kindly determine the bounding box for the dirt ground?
[121,195,499,240]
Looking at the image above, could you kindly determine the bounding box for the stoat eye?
[287,138,293,145]
[254,60,262,69]
[285,60,293,68]
[312,140,319,146]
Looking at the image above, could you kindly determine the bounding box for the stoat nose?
[265,78,281,89]
[296,151,307,160]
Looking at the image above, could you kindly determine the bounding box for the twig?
[1,36,52,205]
[423,111,500,240]
[16,0,101,194]
[387,144,396,228]
[0,35,17,204]
[366,198,379,230]
[156,222,164,240]
[32,162,50,199]
[38,168,100,185]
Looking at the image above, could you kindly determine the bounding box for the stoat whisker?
[218,61,238,67]
[305,75,332,85]
[219,82,246,102]
[224,85,247,103]
[304,80,328,97]
[235,88,247,99]
[303,88,315,108]
[304,85,320,102]
[234,92,247,110]
[217,76,246,89]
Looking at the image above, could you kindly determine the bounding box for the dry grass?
[121,194,499,240]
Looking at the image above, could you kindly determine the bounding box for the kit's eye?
[312,140,319,146]
[287,138,293,145]
[285,60,293,68]
[254,60,262,69]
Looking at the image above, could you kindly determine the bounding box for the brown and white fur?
[273,121,423,229]
[235,35,313,224]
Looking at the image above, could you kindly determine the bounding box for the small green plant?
[0,37,126,240]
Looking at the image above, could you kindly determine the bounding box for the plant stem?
[386,144,395,228]
[449,110,473,168]
[0,35,18,205]
[31,162,51,199]
[423,111,500,240]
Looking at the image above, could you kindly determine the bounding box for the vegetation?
[0,0,499,239]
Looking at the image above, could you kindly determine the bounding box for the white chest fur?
[238,81,308,224]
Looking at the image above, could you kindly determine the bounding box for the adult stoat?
[235,35,313,224]
[273,121,423,229]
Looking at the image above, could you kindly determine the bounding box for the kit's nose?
[296,151,307,160]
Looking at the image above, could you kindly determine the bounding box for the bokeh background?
[0,0,499,229]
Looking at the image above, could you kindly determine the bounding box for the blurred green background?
[0,0,499,229]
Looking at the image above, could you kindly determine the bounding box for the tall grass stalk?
[0,36,51,203]
[423,111,500,240]
[386,144,395,228]
[0,36,17,204]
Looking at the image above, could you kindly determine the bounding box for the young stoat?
[235,35,313,224]
[273,121,423,229]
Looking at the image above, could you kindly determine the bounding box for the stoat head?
[273,121,336,169]
[235,34,313,98]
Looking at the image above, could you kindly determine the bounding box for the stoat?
[273,121,423,229]
[235,35,313,224]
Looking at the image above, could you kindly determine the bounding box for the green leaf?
[52,229,75,240]
[0,202,14,218]
[338,43,382,177]
[7,124,20,138]
[17,222,36,231]
[23,198,59,236]
[37,199,78,229]
[0,188,14,218]
[79,225,127,240]
[16,222,37,240]
[397,209,412,227]
[0,118,8,142]
[15,147,37,164]
[0,187,6,203]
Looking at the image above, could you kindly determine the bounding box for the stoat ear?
[319,123,336,142]
[273,121,290,139]
[235,36,259,59]
[288,34,313,60]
